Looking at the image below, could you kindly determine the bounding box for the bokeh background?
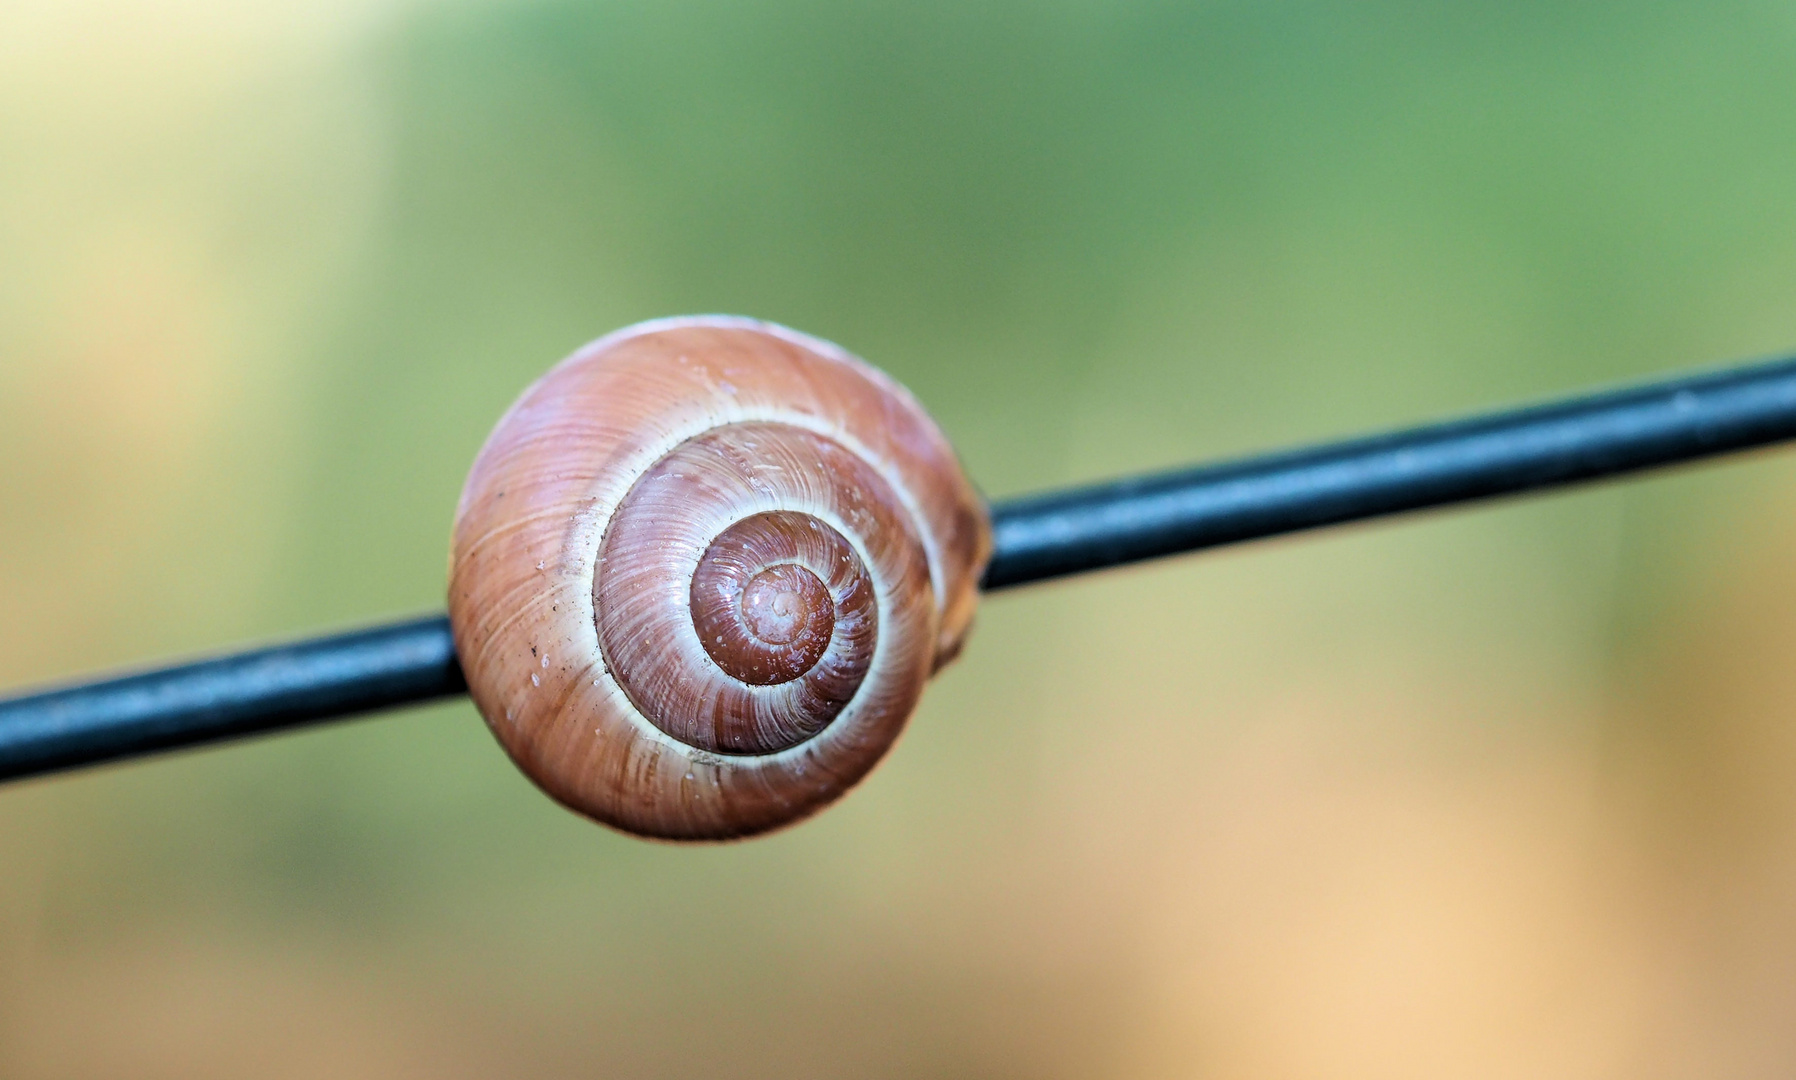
[5,1,1796,1076]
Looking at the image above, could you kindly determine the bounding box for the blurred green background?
[5,0,1796,1075]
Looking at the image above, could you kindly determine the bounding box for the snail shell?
[448,317,991,839]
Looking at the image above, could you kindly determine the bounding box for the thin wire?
[0,617,463,781]
[7,351,1796,781]
[982,352,1796,587]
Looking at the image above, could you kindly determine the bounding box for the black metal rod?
[0,617,463,781]
[7,351,1796,782]
[981,352,1796,587]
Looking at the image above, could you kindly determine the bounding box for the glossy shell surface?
[449,317,990,839]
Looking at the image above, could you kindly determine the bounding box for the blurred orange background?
[6,1,1796,1076]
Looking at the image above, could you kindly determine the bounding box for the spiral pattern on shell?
[448,317,991,839]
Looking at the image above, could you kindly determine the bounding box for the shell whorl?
[448,317,991,839]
